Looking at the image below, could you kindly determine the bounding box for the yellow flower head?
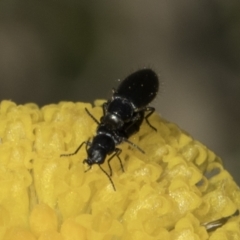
[0,100,239,240]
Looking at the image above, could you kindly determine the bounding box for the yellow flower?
[0,100,239,240]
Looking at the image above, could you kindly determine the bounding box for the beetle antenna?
[60,141,87,157]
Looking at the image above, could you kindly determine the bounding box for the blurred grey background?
[0,1,240,183]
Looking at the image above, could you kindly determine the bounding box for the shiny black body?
[61,69,158,190]
[61,111,144,191]
[116,69,159,108]
[101,69,159,130]
[84,119,143,167]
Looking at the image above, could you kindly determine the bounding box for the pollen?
[0,100,239,240]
